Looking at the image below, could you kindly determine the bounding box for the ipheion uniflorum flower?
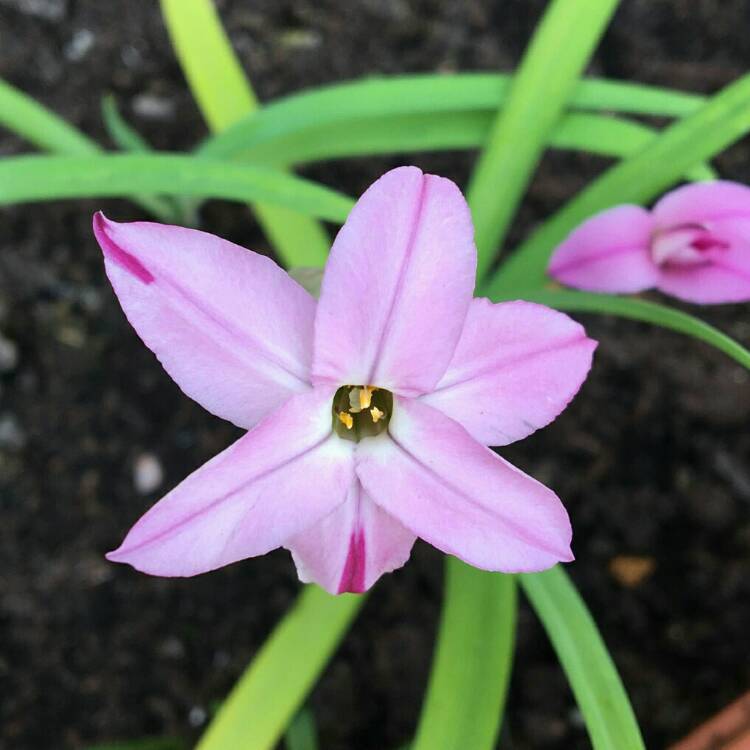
[94,167,596,594]
[548,181,750,304]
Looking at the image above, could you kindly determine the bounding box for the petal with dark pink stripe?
[287,480,415,594]
[93,213,316,430]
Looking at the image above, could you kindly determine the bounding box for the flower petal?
[548,205,659,293]
[356,398,572,573]
[94,213,316,429]
[658,246,750,303]
[312,167,476,395]
[107,388,354,576]
[287,479,416,594]
[422,299,596,446]
[652,180,750,228]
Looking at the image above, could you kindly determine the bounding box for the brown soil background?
[1,1,749,748]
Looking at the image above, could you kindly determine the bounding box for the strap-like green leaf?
[491,71,750,292]
[196,586,363,750]
[521,567,645,750]
[411,560,516,750]
[0,78,178,222]
[159,0,329,267]
[493,287,750,371]
[101,95,194,225]
[233,109,713,183]
[0,154,354,222]
[467,0,621,278]
[198,73,705,159]
[0,77,97,155]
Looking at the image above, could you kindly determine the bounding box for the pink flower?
[95,167,595,594]
[548,181,750,304]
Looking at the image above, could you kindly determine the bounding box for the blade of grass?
[101,94,152,153]
[159,0,329,267]
[521,567,645,750]
[198,73,706,160]
[467,0,621,279]
[491,71,750,293]
[285,708,319,750]
[0,154,354,222]
[238,109,714,182]
[101,95,199,225]
[196,586,363,750]
[493,286,750,371]
[411,560,516,750]
[0,77,98,155]
[0,78,179,221]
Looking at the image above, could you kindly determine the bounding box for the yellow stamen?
[359,386,374,410]
[338,411,354,430]
[370,406,385,423]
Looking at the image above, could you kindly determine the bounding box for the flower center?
[331,385,393,441]
[651,223,730,268]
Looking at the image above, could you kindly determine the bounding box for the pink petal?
[94,213,316,429]
[658,247,750,303]
[356,398,572,573]
[652,181,750,228]
[312,167,476,396]
[106,388,354,576]
[422,299,596,446]
[287,479,416,594]
[548,205,659,293]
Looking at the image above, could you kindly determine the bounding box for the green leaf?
[0,77,98,155]
[285,707,319,750]
[101,94,152,153]
[494,287,750,371]
[411,560,516,750]
[199,73,706,160]
[102,95,200,225]
[159,0,329,267]
[0,154,354,222]
[101,95,195,225]
[491,71,750,292]
[158,0,257,131]
[0,78,178,222]
[196,586,364,750]
[232,109,713,183]
[467,0,621,279]
[521,567,645,750]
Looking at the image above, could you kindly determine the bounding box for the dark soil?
[1,1,750,749]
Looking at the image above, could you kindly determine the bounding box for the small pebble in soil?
[64,29,94,62]
[133,452,163,494]
[188,706,207,728]
[133,94,176,121]
[0,413,26,451]
[0,334,19,373]
[1,0,68,22]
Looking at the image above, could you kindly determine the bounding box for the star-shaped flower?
[95,166,596,594]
